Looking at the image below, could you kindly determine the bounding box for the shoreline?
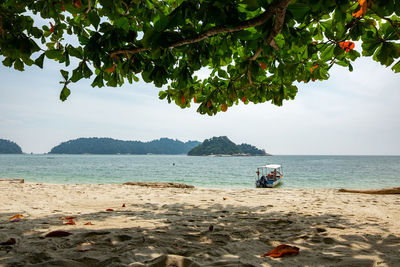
[1,182,399,266]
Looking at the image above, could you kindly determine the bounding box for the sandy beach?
[1,182,399,267]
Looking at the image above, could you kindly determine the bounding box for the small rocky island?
[187,136,268,156]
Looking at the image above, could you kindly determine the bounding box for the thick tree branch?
[110,0,291,58]
[247,0,290,84]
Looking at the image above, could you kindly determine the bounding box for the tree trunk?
[338,187,400,194]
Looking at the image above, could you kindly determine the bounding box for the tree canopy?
[1,0,399,115]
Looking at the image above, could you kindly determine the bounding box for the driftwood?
[0,178,24,183]
[338,187,400,194]
[123,182,194,189]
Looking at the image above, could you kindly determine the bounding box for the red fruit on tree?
[49,22,55,33]
[207,100,212,108]
[181,95,185,105]
[221,104,227,112]
[74,0,82,9]
[260,62,267,70]
[242,97,247,103]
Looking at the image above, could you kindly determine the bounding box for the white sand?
[1,182,399,266]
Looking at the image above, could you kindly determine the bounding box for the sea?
[0,154,399,189]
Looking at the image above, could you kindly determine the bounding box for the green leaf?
[288,3,311,21]
[88,10,100,29]
[2,57,14,67]
[347,50,360,61]
[91,74,104,87]
[34,53,45,68]
[159,91,168,100]
[218,69,229,79]
[60,69,69,80]
[45,49,63,60]
[70,66,83,82]
[82,62,93,78]
[13,59,24,71]
[321,45,335,61]
[116,17,129,31]
[373,43,395,66]
[391,60,400,73]
[154,14,168,31]
[60,85,71,101]
[67,45,83,59]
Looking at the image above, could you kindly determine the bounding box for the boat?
[255,164,283,188]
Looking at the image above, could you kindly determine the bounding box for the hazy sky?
[1,53,400,155]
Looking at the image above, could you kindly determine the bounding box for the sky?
[1,53,400,155]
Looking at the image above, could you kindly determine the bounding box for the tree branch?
[370,8,400,40]
[247,0,290,84]
[110,0,291,58]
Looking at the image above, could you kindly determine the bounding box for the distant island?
[0,139,22,154]
[188,136,268,156]
[49,137,201,155]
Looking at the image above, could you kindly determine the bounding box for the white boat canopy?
[261,164,281,169]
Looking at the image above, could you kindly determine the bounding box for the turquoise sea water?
[0,154,399,189]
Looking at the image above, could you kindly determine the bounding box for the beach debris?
[64,218,76,225]
[77,242,94,252]
[84,222,94,225]
[45,230,71,237]
[339,187,400,194]
[106,208,114,211]
[0,238,16,246]
[223,197,227,200]
[59,216,76,220]
[208,225,214,231]
[262,244,300,258]
[123,182,194,188]
[122,203,126,207]
[0,178,24,183]
[9,214,23,222]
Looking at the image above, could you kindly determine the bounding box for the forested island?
[49,137,200,155]
[0,139,22,154]
[188,136,267,156]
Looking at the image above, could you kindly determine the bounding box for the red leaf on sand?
[106,208,114,211]
[45,230,71,237]
[223,197,227,200]
[9,214,23,220]
[262,244,300,258]
[64,218,76,225]
[122,203,126,207]
[84,222,94,225]
[0,238,16,246]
